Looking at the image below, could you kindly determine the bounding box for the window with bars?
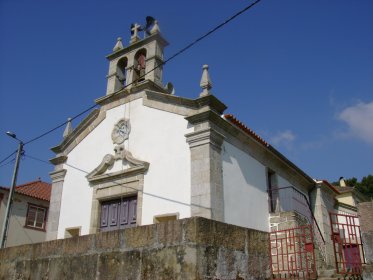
[25,204,47,230]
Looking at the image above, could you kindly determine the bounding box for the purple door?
[100,196,137,232]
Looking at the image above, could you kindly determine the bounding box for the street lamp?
[0,131,24,248]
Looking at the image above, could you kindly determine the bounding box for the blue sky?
[0,0,372,186]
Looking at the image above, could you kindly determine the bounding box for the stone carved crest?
[111,118,130,144]
[86,119,149,182]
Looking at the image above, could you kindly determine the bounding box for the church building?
[46,19,316,241]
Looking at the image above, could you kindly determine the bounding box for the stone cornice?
[193,95,227,115]
[337,201,358,212]
[51,109,103,154]
[185,110,223,125]
[87,166,148,185]
[49,169,67,183]
[106,33,169,60]
[49,155,68,166]
[96,88,227,118]
[144,91,227,115]
[95,80,168,106]
[185,128,225,150]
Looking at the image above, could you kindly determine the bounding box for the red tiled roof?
[0,180,51,201]
[223,114,269,147]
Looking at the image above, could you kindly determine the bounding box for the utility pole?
[0,132,24,248]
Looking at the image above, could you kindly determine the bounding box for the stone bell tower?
[105,19,169,95]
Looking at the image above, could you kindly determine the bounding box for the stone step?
[318,269,337,278]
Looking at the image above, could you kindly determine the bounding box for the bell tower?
[105,19,169,95]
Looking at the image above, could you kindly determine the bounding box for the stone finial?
[63,118,73,138]
[113,37,123,52]
[199,65,212,97]
[150,20,160,35]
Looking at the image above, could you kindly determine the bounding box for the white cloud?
[338,101,373,144]
[270,130,296,149]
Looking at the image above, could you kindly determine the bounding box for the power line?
[0,157,15,169]
[23,154,50,165]
[0,150,17,165]
[163,0,262,65]
[20,0,262,147]
[23,106,98,145]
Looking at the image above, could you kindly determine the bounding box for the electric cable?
[0,157,15,169]
[0,150,17,165]
[19,0,262,147]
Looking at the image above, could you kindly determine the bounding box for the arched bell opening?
[133,48,147,83]
[117,57,128,87]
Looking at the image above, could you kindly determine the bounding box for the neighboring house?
[47,20,316,241]
[0,179,51,247]
[334,185,368,215]
[312,179,369,269]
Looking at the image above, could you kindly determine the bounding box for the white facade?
[57,97,192,238]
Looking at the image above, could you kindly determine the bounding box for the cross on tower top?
[130,23,141,44]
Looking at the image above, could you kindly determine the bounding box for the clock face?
[111,119,130,144]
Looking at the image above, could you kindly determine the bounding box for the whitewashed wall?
[57,97,192,238]
[222,141,269,232]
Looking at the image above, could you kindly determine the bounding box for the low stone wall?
[0,217,269,280]
[358,201,373,280]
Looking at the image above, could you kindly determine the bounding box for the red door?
[343,245,362,272]
[329,212,365,275]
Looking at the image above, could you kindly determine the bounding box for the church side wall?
[222,141,269,232]
[57,98,191,238]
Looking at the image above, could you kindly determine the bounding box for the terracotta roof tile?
[0,180,51,201]
[333,185,354,194]
[223,114,269,147]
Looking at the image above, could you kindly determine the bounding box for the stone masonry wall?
[358,201,373,280]
[269,211,309,232]
[0,217,269,280]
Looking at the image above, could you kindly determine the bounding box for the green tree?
[357,175,373,198]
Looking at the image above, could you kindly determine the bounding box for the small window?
[153,213,179,224]
[65,227,81,238]
[25,204,47,230]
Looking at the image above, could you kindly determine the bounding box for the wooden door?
[100,196,137,232]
